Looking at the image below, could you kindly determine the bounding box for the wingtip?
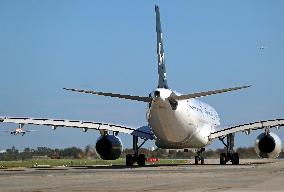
[238,85,251,89]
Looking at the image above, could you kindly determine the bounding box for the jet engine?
[255,132,282,158]
[95,135,122,160]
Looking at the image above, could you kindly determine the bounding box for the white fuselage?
[11,128,25,135]
[147,88,220,149]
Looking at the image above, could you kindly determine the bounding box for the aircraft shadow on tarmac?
[69,164,187,169]
[0,162,272,171]
[63,162,271,170]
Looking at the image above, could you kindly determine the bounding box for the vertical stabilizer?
[155,5,169,89]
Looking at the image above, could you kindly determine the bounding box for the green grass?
[0,158,189,168]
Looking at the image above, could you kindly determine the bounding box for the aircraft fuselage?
[147,88,220,149]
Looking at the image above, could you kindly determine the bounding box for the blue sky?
[0,0,283,151]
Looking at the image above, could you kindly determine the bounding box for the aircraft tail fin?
[155,5,169,89]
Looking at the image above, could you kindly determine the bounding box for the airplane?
[0,5,283,166]
[259,45,268,50]
[1,124,36,136]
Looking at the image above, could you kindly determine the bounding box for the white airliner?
[1,125,36,136]
[0,5,283,166]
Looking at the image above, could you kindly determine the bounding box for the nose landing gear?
[194,148,205,165]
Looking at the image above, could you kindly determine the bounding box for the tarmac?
[0,159,284,192]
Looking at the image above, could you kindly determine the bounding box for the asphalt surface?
[0,159,284,192]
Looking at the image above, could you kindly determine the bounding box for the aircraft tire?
[195,156,199,165]
[137,154,146,167]
[126,154,134,166]
[220,153,226,165]
[200,156,204,165]
[232,153,239,165]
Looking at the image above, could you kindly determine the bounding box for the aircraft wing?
[0,117,154,140]
[25,130,37,132]
[0,130,10,132]
[209,119,284,140]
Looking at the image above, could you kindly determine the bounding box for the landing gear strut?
[194,148,205,165]
[219,133,239,165]
[126,135,147,167]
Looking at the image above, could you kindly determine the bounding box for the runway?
[0,159,284,192]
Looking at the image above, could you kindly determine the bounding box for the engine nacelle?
[255,132,282,158]
[95,135,122,160]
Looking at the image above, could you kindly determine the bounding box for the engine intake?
[255,132,282,158]
[95,135,122,160]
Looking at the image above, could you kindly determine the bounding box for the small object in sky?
[258,45,268,50]
[1,127,37,136]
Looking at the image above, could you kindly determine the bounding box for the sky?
[0,0,283,151]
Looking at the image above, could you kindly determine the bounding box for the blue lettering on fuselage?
[187,100,218,121]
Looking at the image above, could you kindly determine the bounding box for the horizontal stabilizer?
[170,85,251,100]
[63,88,151,102]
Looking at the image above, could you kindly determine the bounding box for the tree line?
[0,146,283,161]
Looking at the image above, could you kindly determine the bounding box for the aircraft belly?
[148,101,194,143]
[148,100,212,149]
[154,125,211,149]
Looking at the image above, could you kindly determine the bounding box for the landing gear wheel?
[126,154,134,166]
[219,134,241,165]
[232,153,239,165]
[137,154,146,167]
[195,156,199,165]
[195,148,205,165]
[194,156,204,165]
[200,156,204,165]
[126,136,148,167]
[220,153,226,165]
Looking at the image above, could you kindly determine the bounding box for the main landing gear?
[126,135,147,167]
[194,148,205,165]
[219,133,239,165]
